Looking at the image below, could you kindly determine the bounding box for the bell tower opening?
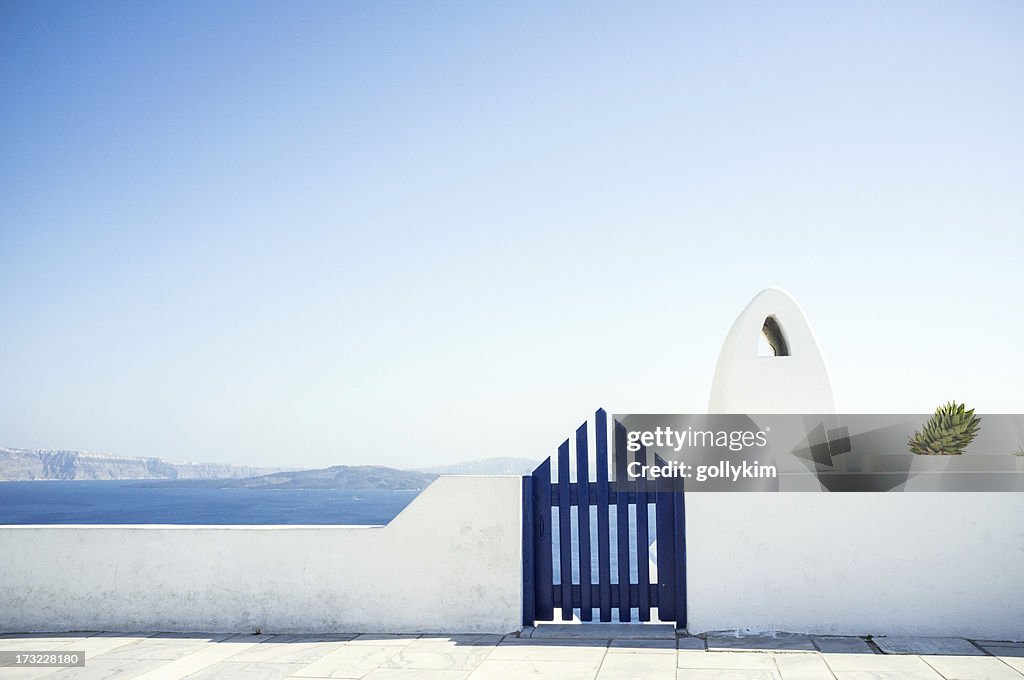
[759,315,790,357]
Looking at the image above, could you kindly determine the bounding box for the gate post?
[531,459,554,622]
[521,475,535,627]
[674,487,687,629]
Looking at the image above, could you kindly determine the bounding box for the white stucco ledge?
[0,475,523,635]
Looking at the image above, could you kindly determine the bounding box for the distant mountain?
[0,447,536,487]
[0,447,283,482]
[415,457,540,475]
[130,465,436,490]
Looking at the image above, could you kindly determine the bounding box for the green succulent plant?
[1013,439,1024,457]
[908,401,982,456]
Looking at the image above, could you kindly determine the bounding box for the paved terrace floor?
[1,625,1022,680]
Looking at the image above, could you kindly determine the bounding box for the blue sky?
[2,1,1022,468]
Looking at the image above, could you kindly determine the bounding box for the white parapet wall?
[685,492,1024,640]
[0,476,523,634]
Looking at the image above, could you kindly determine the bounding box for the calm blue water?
[0,481,420,525]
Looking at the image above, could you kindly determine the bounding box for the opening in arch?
[758,315,790,357]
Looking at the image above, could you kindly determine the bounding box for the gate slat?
[575,422,592,621]
[557,439,573,620]
[614,421,631,622]
[654,453,676,622]
[532,458,554,621]
[635,445,651,621]
[595,409,612,622]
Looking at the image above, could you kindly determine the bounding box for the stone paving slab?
[0,666,67,680]
[773,653,836,679]
[922,655,1024,680]
[823,652,945,673]
[597,652,677,678]
[607,638,676,652]
[221,640,343,665]
[998,656,1024,675]
[496,637,602,648]
[811,635,876,654]
[873,637,984,656]
[681,671,781,680]
[830,670,944,680]
[527,623,676,640]
[467,658,601,680]
[677,637,706,650]
[346,635,421,646]
[378,647,493,672]
[0,634,103,653]
[706,631,817,653]
[99,640,230,661]
[92,633,162,639]
[402,635,503,652]
[978,641,1024,647]
[180,660,305,680]
[250,635,357,644]
[149,633,239,643]
[0,633,100,639]
[982,644,1024,657]
[487,639,606,662]
[40,657,173,680]
[363,671,470,680]
[678,650,780,670]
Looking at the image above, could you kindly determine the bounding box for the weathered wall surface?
[685,492,1024,639]
[0,476,522,634]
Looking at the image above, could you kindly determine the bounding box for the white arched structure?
[709,287,836,414]
[687,288,1023,640]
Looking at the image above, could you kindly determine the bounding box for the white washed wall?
[0,476,522,634]
[685,492,1024,639]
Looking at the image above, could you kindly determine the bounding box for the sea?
[0,480,419,525]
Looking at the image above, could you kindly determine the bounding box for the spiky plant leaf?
[908,401,982,455]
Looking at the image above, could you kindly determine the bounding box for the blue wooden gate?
[521,408,686,626]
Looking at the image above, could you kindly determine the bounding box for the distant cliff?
[130,465,437,490]
[0,448,533,488]
[0,448,282,481]
[415,457,540,475]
